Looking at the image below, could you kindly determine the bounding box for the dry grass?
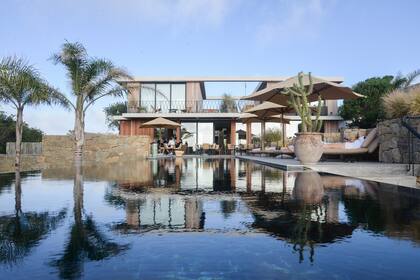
[410,90,420,116]
[382,87,420,118]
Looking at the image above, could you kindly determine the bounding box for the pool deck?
[237,155,420,189]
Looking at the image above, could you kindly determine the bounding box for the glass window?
[181,122,197,148]
[171,83,186,111]
[197,123,214,145]
[156,84,171,113]
[140,83,155,112]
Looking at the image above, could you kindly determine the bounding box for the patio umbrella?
[242,74,364,106]
[239,113,289,150]
[141,117,180,142]
[141,117,180,129]
[245,102,293,146]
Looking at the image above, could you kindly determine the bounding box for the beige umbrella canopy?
[245,101,293,118]
[243,74,364,105]
[244,102,293,147]
[239,113,289,149]
[141,117,180,129]
[239,113,290,124]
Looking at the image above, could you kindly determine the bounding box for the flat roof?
[114,113,343,122]
[118,76,345,83]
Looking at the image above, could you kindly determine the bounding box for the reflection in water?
[0,171,67,265]
[1,158,420,279]
[50,164,128,280]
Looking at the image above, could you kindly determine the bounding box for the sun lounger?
[266,128,379,159]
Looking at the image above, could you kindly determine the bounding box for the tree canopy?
[104,101,127,131]
[339,76,396,128]
[0,111,43,153]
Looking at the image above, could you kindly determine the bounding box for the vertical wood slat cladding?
[119,120,154,140]
[230,120,236,145]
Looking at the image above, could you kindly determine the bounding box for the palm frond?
[51,41,88,96]
[84,85,127,112]
[403,69,420,88]
[0,56,45,108]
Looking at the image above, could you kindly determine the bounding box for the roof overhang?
[116,76,291,83]
[114,113,343,122]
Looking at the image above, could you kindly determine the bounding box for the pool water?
[0,158,419,279]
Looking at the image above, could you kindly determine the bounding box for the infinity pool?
[0,158,419,279]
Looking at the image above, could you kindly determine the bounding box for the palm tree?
[0,56,64,169]
[392,69,420,89]
[51,42,131,161]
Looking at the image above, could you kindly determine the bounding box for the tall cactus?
[283,72,323,133]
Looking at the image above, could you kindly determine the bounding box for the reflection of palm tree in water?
[0,171,67,265]
[50,164,128,279]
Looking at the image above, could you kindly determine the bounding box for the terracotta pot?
[293,172,324,204]
[294,132,323,164]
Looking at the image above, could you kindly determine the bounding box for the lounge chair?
[273,128,379,159]
[323,128,378,157]
[227,144,235,155]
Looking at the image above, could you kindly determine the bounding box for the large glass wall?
[140,83,186,112]
[181,123,197,148]
[197,123,214,145]
[155,84,171,112]
[181,122,214,147]
[140,83,155,112]
[171,84,186,111]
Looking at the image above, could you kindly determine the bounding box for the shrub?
[382,87,420,118]
[409,88,420,116]
[382,89,412,118]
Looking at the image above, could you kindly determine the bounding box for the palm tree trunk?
[74,162,84,226]
[15,170,22,215]
[15,106,24,170]
[74,97,85,163]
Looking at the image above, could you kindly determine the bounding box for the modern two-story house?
[114,76,344,148]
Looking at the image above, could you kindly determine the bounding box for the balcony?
[129,99,257,114]
[128,100,333,117]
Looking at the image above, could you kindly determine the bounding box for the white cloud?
[256,0,333,44]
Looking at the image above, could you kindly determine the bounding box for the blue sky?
[0,0,419,134]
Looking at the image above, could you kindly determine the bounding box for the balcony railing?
[129,100,257,114]
[128,100,332,116]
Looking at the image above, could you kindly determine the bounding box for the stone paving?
[237,155,419,188]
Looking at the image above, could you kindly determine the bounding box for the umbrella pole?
[261,120,265,150]
[282,114,285,147]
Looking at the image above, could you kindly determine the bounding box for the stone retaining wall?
[378,118,420,163]
[0,155,43,173]
[43,134,150,168]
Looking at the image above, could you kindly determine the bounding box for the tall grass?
[382,87,420,118]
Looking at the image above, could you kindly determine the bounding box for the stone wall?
[6,142,42,155]
[0,155,43,173]
[43,134,150,168]
[378,118,420,163]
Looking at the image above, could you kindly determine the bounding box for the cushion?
[367,137,379,153]
[323,147,368,155]
[361,128,377,148]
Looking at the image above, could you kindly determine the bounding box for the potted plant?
[284,72,323,164]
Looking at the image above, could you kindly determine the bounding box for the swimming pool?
[0,158,419,279]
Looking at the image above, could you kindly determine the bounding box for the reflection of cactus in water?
[292,202,327,263]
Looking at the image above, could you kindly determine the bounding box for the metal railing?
[401,116,420,176]
[132,99,256,113]
[129,100,332,115]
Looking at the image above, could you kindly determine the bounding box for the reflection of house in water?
[108,187,205,232]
